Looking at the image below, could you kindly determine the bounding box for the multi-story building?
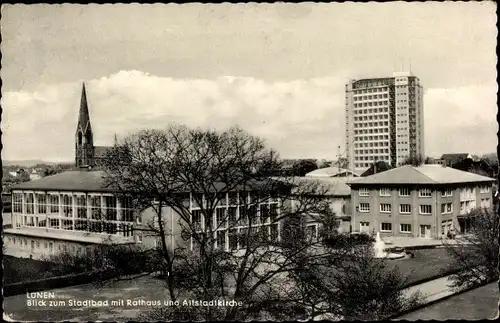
[348,165,494,239]
[345,72,424,174]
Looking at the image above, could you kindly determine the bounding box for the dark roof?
[12,171,113,192]
[349,165,496,186]
[440,153,471,164]
[361,161,394,177]
[11,170,291,194]
[94,146,113,158]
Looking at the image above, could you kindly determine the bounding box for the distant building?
[438,153,495,177]
[305,167,360,178]
[348,165,494,239]
[75,83,114,168]
[440,153,476,166]
[345,72,425,174]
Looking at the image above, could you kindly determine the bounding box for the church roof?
[76,83,92,134]
[94,146,113,158]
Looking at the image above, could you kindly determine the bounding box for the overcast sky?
[1,2,497,162]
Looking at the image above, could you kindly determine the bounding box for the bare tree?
[400,154,426,167]
[91,124,424,321]
[100,125,337,321]
[443,208,499,290]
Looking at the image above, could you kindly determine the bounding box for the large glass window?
[75,195,87,219]
[260,204,270,224]
[192,209,202,231]
[62,194,73,217]
[103,196,117,221]
[215,208,226,228]
[25,193,34,214]
[216,230,226,250]
[119,196,134,222]
[13,193,22,213]
[229,229,238,250]
[48,194,59,214]
[90,196,102,220]
[36,193,47,214]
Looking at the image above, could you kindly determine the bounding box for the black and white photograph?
[1,2,498,321]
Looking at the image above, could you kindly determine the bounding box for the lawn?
[3,255,57,284]
[396,282,498,320]
[383,248,458,286]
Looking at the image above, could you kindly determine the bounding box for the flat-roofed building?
[3,170,291,260]
[347,165,495,239]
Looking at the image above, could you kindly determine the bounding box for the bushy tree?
[290,159,318,176]
[443,208,499,290]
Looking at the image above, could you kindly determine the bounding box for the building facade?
[345,72,424,174]
[2,171,291,260]
[348,165,494,239]
[290,177,353,240]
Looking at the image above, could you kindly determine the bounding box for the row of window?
[353,93,389,101]
[191,224,280,251]
[479,186,490,193]
[361,221,412,233]
[12,192,133,221]
[353,115,389,122]
[355,149,390,156]
[353,128,390,135]
[354,161,391,169]
[353,87,389,94]
[191,203,279,230]
[359,203,432,215]
[14,215,137,236]
[355,141,389,148]
[5,236,143,253]
[353,101,389,109]
[360,200,491,215]
[190,192,279,209]
[353,107,389,115]
[359,188,461,198]
[354,121,390,128]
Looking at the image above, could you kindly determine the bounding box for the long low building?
[348,164,495,239]
[3,170,304,260]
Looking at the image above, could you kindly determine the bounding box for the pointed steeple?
[77,82,91,133]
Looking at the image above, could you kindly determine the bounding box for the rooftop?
[12,170,292,194]
[12,171,112,192]
[305,167,360,178]
[285,176,351,197]
[348,165,496,186]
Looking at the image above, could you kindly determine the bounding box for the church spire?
[77,82,91,133]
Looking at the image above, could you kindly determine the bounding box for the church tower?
[75,83,95,167]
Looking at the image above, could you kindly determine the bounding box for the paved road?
[0,270,480,321]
